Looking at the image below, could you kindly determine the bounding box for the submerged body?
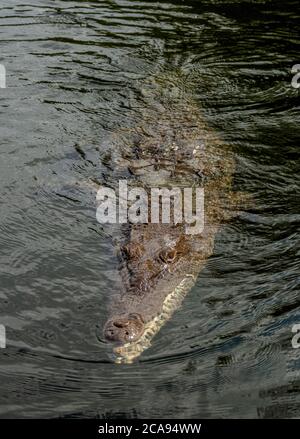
[102,74,238,363]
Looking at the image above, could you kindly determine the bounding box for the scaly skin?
[102,73,240,363]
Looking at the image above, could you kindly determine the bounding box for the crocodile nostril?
[113,320,129,328]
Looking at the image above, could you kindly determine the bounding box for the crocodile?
[101,72,244,363]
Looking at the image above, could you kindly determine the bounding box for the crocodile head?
[103,222,215,363]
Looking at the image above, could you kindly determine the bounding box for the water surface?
[0,0,299,418]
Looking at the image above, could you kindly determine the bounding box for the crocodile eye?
[159,249,177,263]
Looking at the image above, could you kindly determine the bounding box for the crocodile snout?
[104,313,145,344]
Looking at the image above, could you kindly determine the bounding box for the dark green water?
[0,0,299,418]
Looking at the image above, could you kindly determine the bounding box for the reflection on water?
[0,0,299,418]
